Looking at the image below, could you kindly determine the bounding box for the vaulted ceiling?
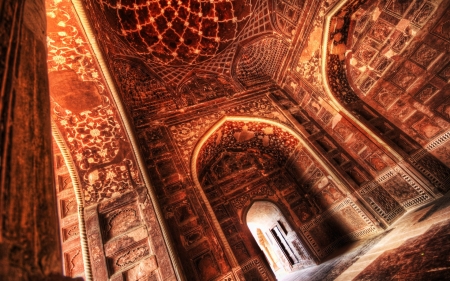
[83,0,305,90]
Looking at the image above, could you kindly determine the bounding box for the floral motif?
[46,0,105,92]
[83,160,135,203]
[47,0,143,204]
[169,97,288,167]
[53,99,123,170]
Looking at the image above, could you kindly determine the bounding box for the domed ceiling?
[96,0,253,65]
[84,0,305,86]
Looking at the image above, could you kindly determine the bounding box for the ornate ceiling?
[84,0,305,87]
[94,0,254,65]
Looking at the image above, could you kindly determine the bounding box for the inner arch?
[190,116,378,280]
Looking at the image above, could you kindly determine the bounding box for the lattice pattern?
[238,0,272,43]
[236,37,288,86]
[153,65,192,85]
[93,0,254,65]
[197,42,238,75]
[426,130,450,151]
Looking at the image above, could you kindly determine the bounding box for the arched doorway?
[190,116,380,279]
[246,201,315,278]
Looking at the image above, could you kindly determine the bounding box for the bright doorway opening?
[246,201,315,279]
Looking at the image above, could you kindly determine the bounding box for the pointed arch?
[190,116,379,268]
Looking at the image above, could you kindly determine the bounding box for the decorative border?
[425,130,450,151]
[408,158,446,189]
[52,123,93,281]
[239,257,271,281]
[373,167,432,209]
[366,197,405,223]
[359,181,378,196]
[393,167,432,209]
[359,181,405,224]
[375,169,395,184]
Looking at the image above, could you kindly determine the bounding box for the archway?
[191,116,379,279]
[246,201,315,279]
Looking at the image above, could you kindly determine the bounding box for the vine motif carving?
[169,97,288,166]
[230,185,274,210]
[83,160,136,204]
[53,99,124,170]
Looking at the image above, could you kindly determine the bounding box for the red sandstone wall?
[46,0,178,280]
[0,0,63,280]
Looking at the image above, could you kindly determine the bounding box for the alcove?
[246,201,315,278]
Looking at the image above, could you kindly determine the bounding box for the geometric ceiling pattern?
[86,0,287,86]
[94,0,253,65]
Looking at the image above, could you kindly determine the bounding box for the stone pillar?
[0,0,63,280]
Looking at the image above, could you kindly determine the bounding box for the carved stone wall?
[195,118,379,261]
[2,0,450,281]
[279,0,449,205]
[6,0,446,280]
[269,89,439,225]
[114,87,381,279]
[46,0,178,280]
[323,0,450,192]
[0,0,64,280]
[53,140,85,278]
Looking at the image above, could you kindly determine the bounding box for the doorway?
[246,201,315,279]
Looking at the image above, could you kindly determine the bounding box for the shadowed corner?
[416,192,450,223]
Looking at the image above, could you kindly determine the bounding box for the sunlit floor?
[278,192,450,281]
